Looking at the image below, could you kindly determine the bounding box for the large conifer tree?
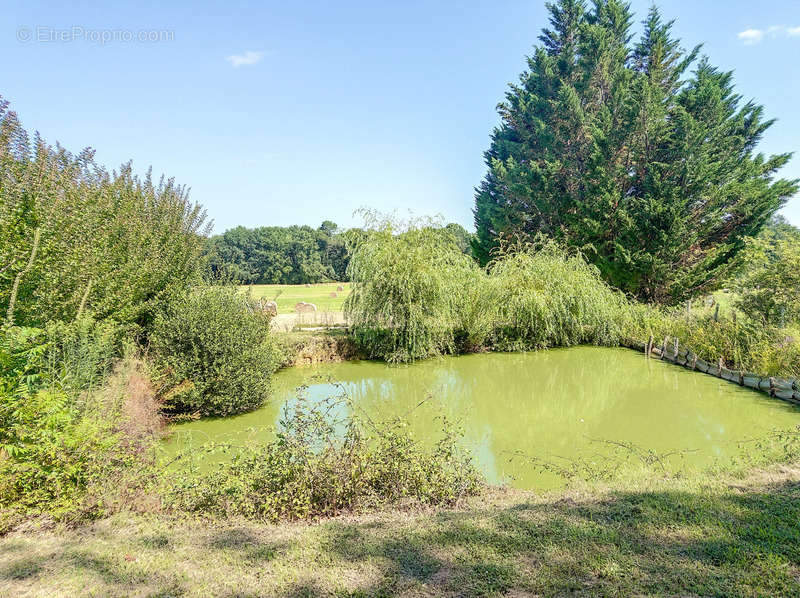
[473,0,797,302]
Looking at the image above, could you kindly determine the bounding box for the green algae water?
[164,347,799,489]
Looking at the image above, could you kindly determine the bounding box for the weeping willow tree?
[486,239,628,350]
[0,96,210,328]
[344,212,482,363]
[345,212,632,362]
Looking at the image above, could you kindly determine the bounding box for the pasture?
[242,282,351,314]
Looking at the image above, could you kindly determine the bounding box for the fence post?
[769,377,776,397]
[718,357,724,376]
[714,304,719,322]
[660,337,668,360]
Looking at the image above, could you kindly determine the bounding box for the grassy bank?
[2,463,799,597]
[274,329,361,367]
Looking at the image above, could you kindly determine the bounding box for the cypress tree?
[473,0,798,302]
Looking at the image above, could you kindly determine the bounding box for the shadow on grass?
[207,526,287,564]
[305,479,800,596]
[0,541,188,596]
[1,479,798,597]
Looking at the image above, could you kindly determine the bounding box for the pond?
[165,347,800,489]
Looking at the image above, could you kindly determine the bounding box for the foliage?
[39,318,121,393]
[443,222,476,255]
[487,239,627,350]
[473,1,798,303]
[205,223,347,284]
[0,96,209,328]
[206,221,473,286]
[346,214,799,377]
[345,213,482,362]
[734,216,800,326]
[0,322,153,529]
[346,216,629,361]
[151,285,280,417]
[625,303,800,378]
[163,393,482,522]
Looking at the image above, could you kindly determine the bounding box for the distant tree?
[443,223,475,255]
[318,220,339,236]
[473,0,798,303]
[754,214,800,246]
[735,215,800,326]
[206,221,355,284]
[316,221,351,281]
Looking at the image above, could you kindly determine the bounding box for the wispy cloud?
[738,28,764,45]
[226,50,264,68]
[738,25,800,45]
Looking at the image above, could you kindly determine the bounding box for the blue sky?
[3,0,799,233]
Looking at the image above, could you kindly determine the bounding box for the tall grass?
[626,304,800,378]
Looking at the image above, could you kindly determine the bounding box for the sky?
[3,0,800,234]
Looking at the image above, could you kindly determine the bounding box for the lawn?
[2,464,799,597]
[243,283,351,314]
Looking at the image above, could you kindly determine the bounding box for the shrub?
[0,388,143,527]
[0,97,209,329]
[163,393,482,521]
[151,285,279,416]
[0,323,154,530]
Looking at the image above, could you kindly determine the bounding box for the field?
[243,283,351,314]
[2,464,798,597]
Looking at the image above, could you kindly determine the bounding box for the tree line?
[205,220,474,284]
[735,215,800,327]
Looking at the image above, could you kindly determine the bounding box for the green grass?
[3,464,799,597]
[243,283,351,314]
